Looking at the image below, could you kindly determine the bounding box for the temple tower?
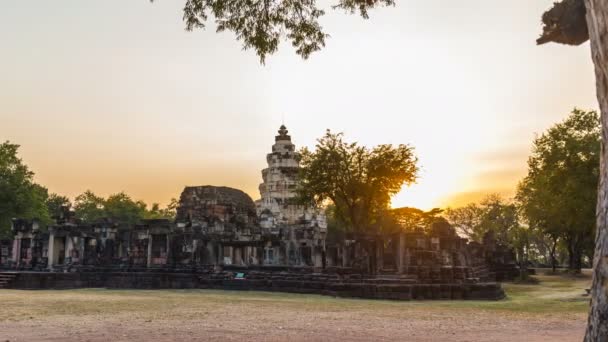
[256,125,326,231]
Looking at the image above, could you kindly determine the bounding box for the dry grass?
[0,270,592,342]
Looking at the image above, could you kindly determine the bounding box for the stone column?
[397,233,405,274]
[191,239,198,264]
[376,240,384,273]
[47,231,55,270]
[218,243,223,265]
[65,237,72,263]
[13,238,21,267]
[147,234,153,268]
[234,246,242,265]
[252,246,257,265]
[13,236,21,267]
[205,241,213,265]
[79,238,86,265]
[244,246,250,265]
[165,234,171,266]
[227,246,234,265]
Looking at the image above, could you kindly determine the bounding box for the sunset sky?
[0,1,599,210]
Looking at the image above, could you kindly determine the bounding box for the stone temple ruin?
[0,125,517,300]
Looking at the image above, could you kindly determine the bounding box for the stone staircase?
[196,268,504,300]
[0,272,18,289]
[470,264,495,282]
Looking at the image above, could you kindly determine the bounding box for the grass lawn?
[0,270,592,341]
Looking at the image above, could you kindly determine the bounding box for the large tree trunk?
[585,0,608,340]
[565,236,583,273]
[568,236,584,273]
[567,239,575,271]
[573,245,583,274]
[517,246,528,280]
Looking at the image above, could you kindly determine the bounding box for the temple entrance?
[171,235,192,265]
[130,237,148,266]
[83,238,96,265]
[301,244,312,266]
[53,236,66,265]
[20,238,31,261]
[151,234,167,265]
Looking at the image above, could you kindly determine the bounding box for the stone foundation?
[5,269,505,301]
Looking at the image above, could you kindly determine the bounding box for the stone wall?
[9,272,199,290]
[176,186,257,227]
[6,269,504,301]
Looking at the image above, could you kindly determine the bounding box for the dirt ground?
[0,272,590,342]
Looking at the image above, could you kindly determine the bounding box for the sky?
[0,1,599,210]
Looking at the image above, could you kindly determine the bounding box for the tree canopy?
[0,141,51,238]
[445,194,518,245]
[159,0,394,62]
[516,109,600,271]
[167,0,591,62]
[74,191,177,224]
[298,130,418,234]
[73,191,106,223]
[390,207,444,232]
[144,198,179,220]
[45,193,71,220]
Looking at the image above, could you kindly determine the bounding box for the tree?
[533,230,560,273]
[537,0,608,338]
[144,198,178,220]
[508,224,532,281]
[362,207,444,237]
[74,191,176,224]
[475,195,520,246]
[445,203,483,241]
[154,0,393,63]
[298,130,418,234]
[104,192,147,225]
[446,195,518,245]
[73,191,106,223]
[515,160,563,273]
[390,207,443,232]
[0,141,50,238]
[46,193,71,220]
[447,195,530,278]
[516,109,600,273]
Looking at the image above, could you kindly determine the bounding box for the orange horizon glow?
[1,1,599,211]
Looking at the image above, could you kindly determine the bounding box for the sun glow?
[392,177,458,211]
[0,1,599,210]
[391,184,437,211]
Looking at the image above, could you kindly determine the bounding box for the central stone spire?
[276,124,290,141]
[256,125,300,228]
[255,124,326,227]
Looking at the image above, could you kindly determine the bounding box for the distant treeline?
[0,140,176,239]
